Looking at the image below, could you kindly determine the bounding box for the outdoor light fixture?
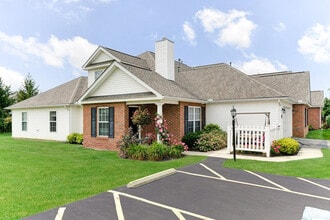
[230,106,237,161]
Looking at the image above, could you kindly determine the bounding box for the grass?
[0,134,206,220]
[223,148,330,179]
[306,129,330,140]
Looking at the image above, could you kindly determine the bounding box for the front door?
[129,107,139,135]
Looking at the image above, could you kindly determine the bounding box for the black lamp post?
[230,106,237,161]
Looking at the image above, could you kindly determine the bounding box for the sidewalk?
[183,147,323,162]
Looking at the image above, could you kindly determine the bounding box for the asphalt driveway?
[24,157,330,220]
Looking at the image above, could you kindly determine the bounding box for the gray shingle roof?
[252,71,311,104]
[176,63,287,101]
[311,90,324,107]
[8,77,87,109]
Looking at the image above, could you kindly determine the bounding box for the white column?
[156,103,163,142]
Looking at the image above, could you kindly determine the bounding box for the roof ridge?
[102,46,144,61]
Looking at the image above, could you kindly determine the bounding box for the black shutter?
[91,107,97,137]
[109,107,114,138]
[184,106,188,135]
[201,106,206,129]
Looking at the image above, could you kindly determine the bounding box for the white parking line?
[54,207,66,220]
[172,208,185,220]
[177,170,330,201]
[108,190,215,220]
[200,163,226,180]
[298,178,330,191]
[245,170,290,191]
[113,192,125,220]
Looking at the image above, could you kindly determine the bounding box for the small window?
[95,70,103,80]
[98,107,109,136]
[50,111,57,132]
[22,112,27,131]
[187,106,201,133]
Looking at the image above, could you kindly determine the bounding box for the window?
[91,107,114,138]
[22,112,27,131]
[187,106,201,133]
[98,107,109,136]
[50,111,57,132]
[95,70,103,80]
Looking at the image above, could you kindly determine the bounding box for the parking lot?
[24,157,330,220]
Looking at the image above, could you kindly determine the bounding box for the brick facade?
[82,101,204,151]
[308,107,321,129]
[83,102,128,151]
[292,104,309,138]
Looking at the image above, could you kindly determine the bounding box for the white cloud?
[0,66,25,91]
[182,21,196,46]
[274,22,286,32]
[195,8,257,49]
[298,23,330,63]
[0,32,97,72]
[235,53,288,74]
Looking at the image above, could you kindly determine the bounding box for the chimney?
[155,38,175,81]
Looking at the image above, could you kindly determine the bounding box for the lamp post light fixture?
[230,106,237,161]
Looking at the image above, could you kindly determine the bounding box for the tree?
[322,97,330,120]
[16,73,39,102]
[0,77,15,132]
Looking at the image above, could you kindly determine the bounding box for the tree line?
[0,73,39,132]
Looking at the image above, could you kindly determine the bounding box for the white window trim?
[22,112,27,131]
[50,111,57,133]
[188,106,201,132]
[98,107,109,137]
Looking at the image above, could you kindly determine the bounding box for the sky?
[0,0,329,98]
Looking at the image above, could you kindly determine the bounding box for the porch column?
[156,103,163,142]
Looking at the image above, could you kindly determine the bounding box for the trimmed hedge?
[271,138,300,156]
[67,133,83,144]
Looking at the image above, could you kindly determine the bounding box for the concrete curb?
[127,168,177,188]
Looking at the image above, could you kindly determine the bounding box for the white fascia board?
[80,97,163,105]
[206,96,293,104]
[78,62,162,103]
[82,46,120,70]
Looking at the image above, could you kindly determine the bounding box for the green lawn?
[223,148,330,179]
[306,129,330,140]
[0,134,206,220]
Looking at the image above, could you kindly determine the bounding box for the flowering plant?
[270,141,281,156]
[131,107,152,127]
[172,140,189,151]
[154,114,172,145]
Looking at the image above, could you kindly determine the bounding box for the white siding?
[11,106,83,141]
[206,100,293,139]
[93,52,111,63]
[91,68,149,96]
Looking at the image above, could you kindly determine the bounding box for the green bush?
[195,130,227,152]
[67,133,83,144]
[126,144,148,161]
[168,145,184,158]
[273,138,300,155]
[147,142,169,161]
[118,128,139,158]
[202,123,221,133]
[181,131,202,150]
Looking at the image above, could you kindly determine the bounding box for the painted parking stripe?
[113,192,125,220]
[54,207,66,220]
[176,170,330,201]
[108,190,215,220]
[172,208,185,220]
[298,177,330,191]
[245,170,290,191]
[200,163,226,180]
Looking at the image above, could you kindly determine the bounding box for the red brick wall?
[292,104,309,137]
[308,107,321,129]
[83,102,128,151]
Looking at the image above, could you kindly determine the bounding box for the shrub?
[147,142,169,161]
[126,144,148,161]
[181,131,202,150]
[118,128,139,158]
[272,138,300,155]
[195,130,227,152]
[202,123,221,133]
[67,133,83,144]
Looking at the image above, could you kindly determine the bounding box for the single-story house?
[7,38,324,150]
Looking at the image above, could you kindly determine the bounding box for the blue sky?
[0,0,329,98]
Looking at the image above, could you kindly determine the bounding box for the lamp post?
[230,106,237,161]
